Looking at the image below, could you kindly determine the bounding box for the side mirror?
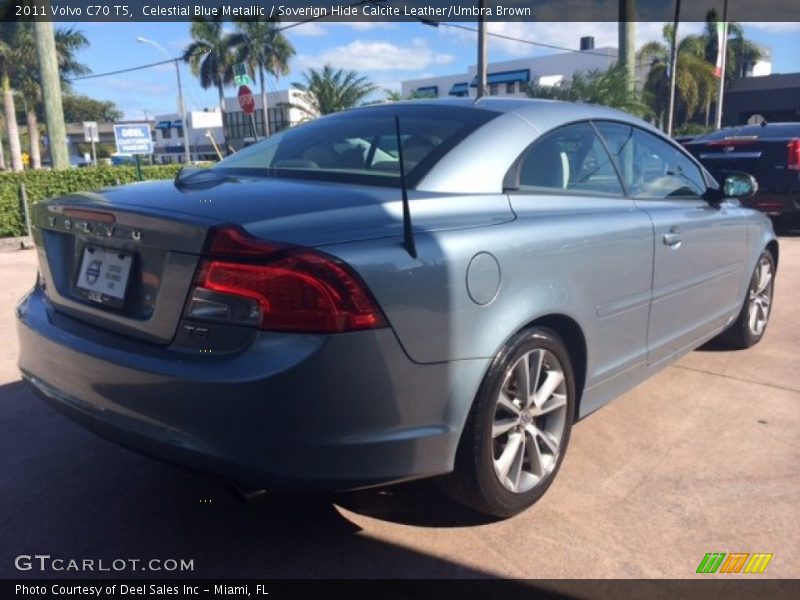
[705,171,758,205]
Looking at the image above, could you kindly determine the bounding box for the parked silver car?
[17,99,777,517]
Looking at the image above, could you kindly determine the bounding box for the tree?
[0,113,6,170]
[525,65,648,117]
[0,23,24,171]
[13,24,90,168]
[289,65,377,118]
[638,18,760,130]
[383,89,437,102]
[229,18,295,137]
[61,94,123,123]
[182,18,237,122]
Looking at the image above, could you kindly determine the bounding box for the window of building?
[489,83,499,96]
[515,122,624,197]
[506,81,516,94]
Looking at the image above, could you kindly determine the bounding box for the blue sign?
[113,124,154,155]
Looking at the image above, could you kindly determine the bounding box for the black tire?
[720,249,776,349]
[440,327,576,518]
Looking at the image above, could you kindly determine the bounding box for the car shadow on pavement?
[335,481,499,528]
[0,379,522,581]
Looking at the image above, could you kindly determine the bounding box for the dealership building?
[722,72,800,126]
[151,88,310,162]
[402,37,619,99]
[402,36,773,104]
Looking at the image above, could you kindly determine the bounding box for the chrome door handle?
[663,230,682,247]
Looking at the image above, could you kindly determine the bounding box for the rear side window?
[515,122,624,197]
[595,122,706,199]
[214,105,498,188]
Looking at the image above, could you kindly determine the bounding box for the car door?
[507,121,654,393]
[595,121,750,366]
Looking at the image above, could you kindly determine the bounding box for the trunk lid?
[32,176,513,344]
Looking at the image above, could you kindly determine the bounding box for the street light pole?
[666,0,682,137]
[136,37,192,164]
[476,0,488,98]
[714,0,729,130]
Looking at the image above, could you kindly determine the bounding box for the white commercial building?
[153,89,311,162]
[152,109,224,164]
[222,88,311,151]
[402,36,773,100]
[402,37,618,99]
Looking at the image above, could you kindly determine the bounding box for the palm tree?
[13,25,89,168]
[639,25,716,129]
[230,19,295,137]
[383,89,437,102]
[0,23,24,172]
[639,19,759,130]
[525,65,647,117]
[182,18,237,123]
[289,65,377,118]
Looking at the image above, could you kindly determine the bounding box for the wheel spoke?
[756,262,772,294]
[513,353,532,407]
[492,418,518,439]
[533,370,565,409]
[509,434,526,491]
[538,428,560,456]
[495,432,523,480]
[749,302,759,333]
[524,426,544,478]
[497,391,521,417]
[533,392,567,416]
[525,350,544,409]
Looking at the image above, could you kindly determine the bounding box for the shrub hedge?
[0,165,184,238]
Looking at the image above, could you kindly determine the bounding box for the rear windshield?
[213,104,498,187]
[696,123,800,141]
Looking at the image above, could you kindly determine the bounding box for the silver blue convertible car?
[17,99,777,517]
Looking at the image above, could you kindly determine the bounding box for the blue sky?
[65,21,800,120]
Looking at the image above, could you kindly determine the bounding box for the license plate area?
[74,246,134,309]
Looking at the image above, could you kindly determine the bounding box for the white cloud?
[295,38,454,72]
[441,22,706,59]
[286,21,395,37]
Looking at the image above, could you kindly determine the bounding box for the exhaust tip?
[226,482,270,503]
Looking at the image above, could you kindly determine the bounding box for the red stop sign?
[238,85,255,115]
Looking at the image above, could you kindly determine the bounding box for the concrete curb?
[0,236,34,252]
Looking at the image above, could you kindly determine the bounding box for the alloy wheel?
[748,255,773,337]
[492,348,568,494]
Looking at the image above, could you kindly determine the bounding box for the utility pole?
[34,21,69,170]
[666,0,682,137]
[136,38,191,164]
[476,0,488,98]
[714,0,729,130]
[618,0,637,100]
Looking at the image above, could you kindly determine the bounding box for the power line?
[438,22,617,58]
[66,0,383,83]
[67,57,176,81]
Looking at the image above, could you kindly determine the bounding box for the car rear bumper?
[16,285,488,490]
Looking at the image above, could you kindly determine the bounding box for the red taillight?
[788,139,800,171]
[187,226,387,333]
